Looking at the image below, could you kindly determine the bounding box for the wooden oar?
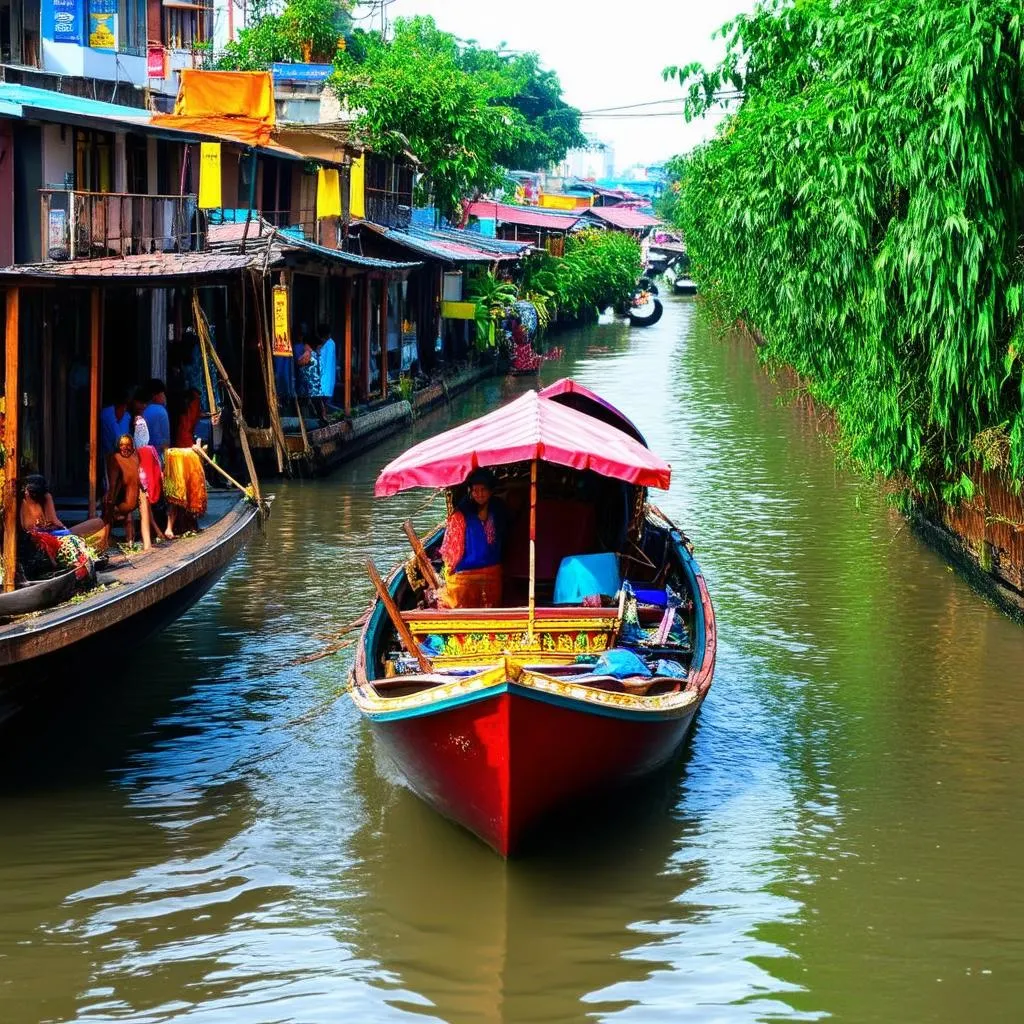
[402,520,442,591]
[366,558,432,673]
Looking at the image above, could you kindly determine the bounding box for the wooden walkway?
[0,492,259,666]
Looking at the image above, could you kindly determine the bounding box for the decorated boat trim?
[351,658,700,723]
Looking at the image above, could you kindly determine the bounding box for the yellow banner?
[349,155,365,219]
[272,286,292,356]
[198,142,222,210]
[539,192,589,210]
[317,168,342,219]
[441,301,477,320]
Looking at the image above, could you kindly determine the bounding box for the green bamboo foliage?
[664,0,1024,502]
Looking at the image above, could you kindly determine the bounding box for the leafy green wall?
[665,0,1024,506]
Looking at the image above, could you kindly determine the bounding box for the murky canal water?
[2,297,1023,1023]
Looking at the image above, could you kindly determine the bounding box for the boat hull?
[367,681,700,856]
[0,498,261,707]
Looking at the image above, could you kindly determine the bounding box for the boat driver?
[438,468,508,609]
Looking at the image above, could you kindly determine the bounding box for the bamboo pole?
[88,287,101,519]
[194,442,250,496]
[343,277,353,416]
[191,294,262,504]
[3,288,19,592]
[251,271,289,474]
[294,396,310,456]
[527,458,537,642]
[194,290,219,418]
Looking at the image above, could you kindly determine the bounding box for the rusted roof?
[0,251,257,283]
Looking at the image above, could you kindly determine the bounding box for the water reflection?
[0,298,1022,1022]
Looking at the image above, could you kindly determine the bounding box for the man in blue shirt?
[141,378,171,461]
[99,388,132,459]
[317,322,337,417]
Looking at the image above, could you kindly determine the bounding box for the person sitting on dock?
[438,468,507,609]
[20,474,109,554]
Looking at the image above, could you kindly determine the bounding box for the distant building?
[557,133,614,181]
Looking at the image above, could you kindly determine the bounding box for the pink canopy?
[538,378,648,447]
[374,390,671,497]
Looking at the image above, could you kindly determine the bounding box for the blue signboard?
[45,0,85,44]
[271,63,334,84]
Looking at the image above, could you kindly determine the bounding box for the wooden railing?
[39,190,201,262]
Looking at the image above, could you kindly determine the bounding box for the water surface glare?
[2,298,1023,1023]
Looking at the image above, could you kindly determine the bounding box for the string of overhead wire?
[578,91,744,118]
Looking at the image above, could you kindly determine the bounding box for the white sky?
[368,0,754,172]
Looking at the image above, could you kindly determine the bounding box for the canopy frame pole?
[527,459,537,643]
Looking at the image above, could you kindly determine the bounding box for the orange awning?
[152,70,276,148]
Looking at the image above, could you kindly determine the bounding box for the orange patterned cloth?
[163,448,208,516]
[437,565,503,609]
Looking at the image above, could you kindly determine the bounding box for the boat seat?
[504,498,599,582]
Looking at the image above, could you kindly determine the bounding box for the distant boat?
[673,278,698,296]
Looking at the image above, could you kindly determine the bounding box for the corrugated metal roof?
[207,217,421,271]
[0,82,154,122]
[360,222,531,264]
[465,201,582,231]
[276,231,421,271]
[583,207,660,230]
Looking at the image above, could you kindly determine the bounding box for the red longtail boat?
[350,380,716,856]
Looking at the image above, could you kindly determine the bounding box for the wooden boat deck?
[0,491,258,668]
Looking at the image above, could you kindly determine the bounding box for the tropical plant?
[457,47,587,171]
[664,0,1024,502]
[467,272,519,351]
[332,17,529,220]
[520,231,643,322]
[216,0,352,69]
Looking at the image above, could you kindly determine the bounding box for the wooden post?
[379,278,389,400]
[343,276,353,416]
[527,458,537,642]
[362,275,371,399]
[89,287,101,519]
[3,288,19,592]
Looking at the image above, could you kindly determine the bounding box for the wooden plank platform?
[0,492,260,673]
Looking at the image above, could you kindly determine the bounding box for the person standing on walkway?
[316,322,337,418]
[142,378,171,463]
[99,388,132,458]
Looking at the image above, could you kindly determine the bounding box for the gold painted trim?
[351,656,700,718]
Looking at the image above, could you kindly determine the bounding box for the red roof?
[586,207,660,230]
[375,389,670,496]
[466,201,582,231]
